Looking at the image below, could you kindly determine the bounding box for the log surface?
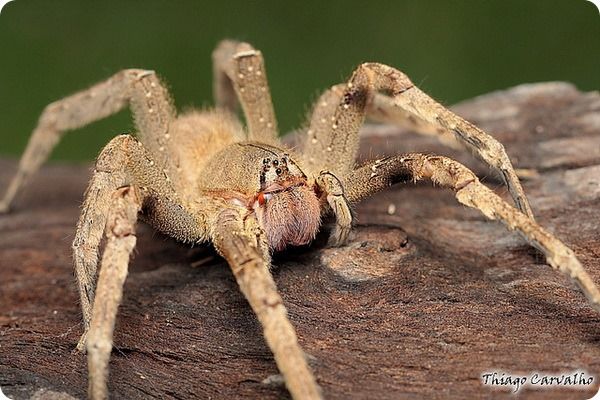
[1,82,599,399]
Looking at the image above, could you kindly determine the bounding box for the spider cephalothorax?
[1,40,598,400]
[202,142,322,251]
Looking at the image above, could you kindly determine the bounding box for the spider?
[1,40,599,400]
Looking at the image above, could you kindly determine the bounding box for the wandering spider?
[1,40,599,400]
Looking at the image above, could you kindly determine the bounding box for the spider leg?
[212,208,323,400]
[86,185,140,400]
[315,171,353,246]
[368,92,463,150]
[212,40,279,144]
[0,69,176,213]
[344,153,600,312]
[303,63,534,219]
[73,135,207,352]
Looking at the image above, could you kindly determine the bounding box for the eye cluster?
[262,154,289,178]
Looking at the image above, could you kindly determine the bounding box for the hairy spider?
[1,40,599,400]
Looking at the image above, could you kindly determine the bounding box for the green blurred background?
[0,0,598,161]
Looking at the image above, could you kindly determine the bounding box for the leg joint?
[121,68,156,82]
[94,134,138,172]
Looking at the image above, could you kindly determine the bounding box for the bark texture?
[1,82,600,399]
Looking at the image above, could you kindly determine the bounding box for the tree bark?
[1,82,599,399]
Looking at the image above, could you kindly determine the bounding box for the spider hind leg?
[213,40,279,145]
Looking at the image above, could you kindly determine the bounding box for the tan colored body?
[1,40,599,400]
[167,110,245,200]
[167,109,322,251]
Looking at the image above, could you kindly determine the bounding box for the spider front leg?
[212,40,279,144]
[212,208,323,400]
[73,134,206,352]
[0,68,175,213]
[76,135,209,399]
[303,63,534,219]
[86,185,140,400]
[345,153,600,313]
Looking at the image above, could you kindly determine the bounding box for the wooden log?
[1,82,599,399]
